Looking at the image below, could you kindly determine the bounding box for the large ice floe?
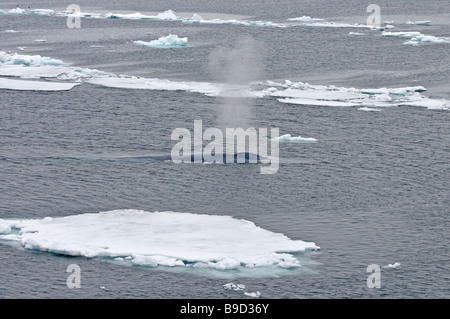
[133,34,188,48]
[0,210,319,277]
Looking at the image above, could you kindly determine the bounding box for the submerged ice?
[0,210,319,273]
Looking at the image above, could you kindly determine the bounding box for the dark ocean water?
[0,0,449,299]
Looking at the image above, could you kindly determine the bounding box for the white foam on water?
[349,32,365,35]
[3,29,20,33]
[383,262,401,269]
[275,134,318,143]
[133,34,188,48]
[0,210,319,276]
[0,77,79,91]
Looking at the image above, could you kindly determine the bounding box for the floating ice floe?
[8,7,26,14]
[0,51,66,67]
[1,51,449,110]
[184,13,288,28]
[382,31,450,45]
[406,20,431,26]
[0,77,80,91]
[30,9,55,15]
[358,107,382,112]
[260,80,449,110]
[274,134,317,143]
[134,34,188,48]
[106,9,178,20]
[244,291,261,298]
[0,210,319,274]
[223,283,246,291]
[287,16,324,22]
[287,16,379,29]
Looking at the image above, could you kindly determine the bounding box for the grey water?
[0,0,449,298]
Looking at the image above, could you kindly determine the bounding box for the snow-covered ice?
[0,77,79,91]
[0,210,319,273]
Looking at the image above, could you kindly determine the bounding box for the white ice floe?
[0,77,79,91]
[288,16,379,29]
[0,210,319,272]
[260,80,449,110]
[0,221,11,234]
[404,34,450,45]
[30,9,55,15]
[274,134,318,143]
[287,16,324,22]
[0,51,66,67]
[406,20,431,26]
[1,51,448,110]
[133,34,188,48]
[8,7,26,14]
[106,9,178,21]
[244,291,261,298]
[184,13,287,28]
[382,31,450,45]
[358,107,382,112]
[223,283,246,291]
[383,262,401,269]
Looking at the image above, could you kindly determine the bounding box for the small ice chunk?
[223,283,246,291]
[244,291,261,298]
[275,134,318,143]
